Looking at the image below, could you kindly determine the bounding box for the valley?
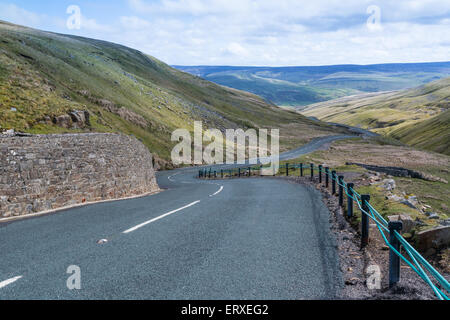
[0,21,346,169]
[175,63,450,107]
[300,77,450,155]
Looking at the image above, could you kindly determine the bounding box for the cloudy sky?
[0,0,449,66]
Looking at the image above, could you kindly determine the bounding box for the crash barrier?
[199,163,450,300]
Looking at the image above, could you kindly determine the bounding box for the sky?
[0,0,449,66]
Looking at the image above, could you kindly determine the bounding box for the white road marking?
[0,276,22,289]
[168,173,180,182]
[123,201,201,234]
[210,186,224,197]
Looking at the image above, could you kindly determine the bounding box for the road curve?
[0,135,351,300]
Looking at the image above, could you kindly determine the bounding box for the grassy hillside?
[389,109,450,155]
[175,63,450,106]
[0,21,344,167]
[300,77,450,155]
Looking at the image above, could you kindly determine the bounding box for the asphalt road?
[0,135,352,300]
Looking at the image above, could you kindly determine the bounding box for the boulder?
[69,110,90,128]
[53,114,72,128]
[381,179,396,191]
[401,196,419,209]
[388,214,415,233]
[416,226,450,252]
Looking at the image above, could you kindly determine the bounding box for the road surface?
[0,135,352,299]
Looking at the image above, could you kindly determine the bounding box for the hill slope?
[0,21,343,167]
[299,77,450,155]
[389,109,450,155]
[175,63,450,106]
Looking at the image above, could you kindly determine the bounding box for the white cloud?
[120,16,151,29]
[1,1,449,66]
[0,3,44,27]
[80,15,115,33]
[118,0,450,66]
[224,43,249,57]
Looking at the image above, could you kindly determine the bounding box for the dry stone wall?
[0,133,159,218]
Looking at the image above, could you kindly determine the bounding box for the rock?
[388,214,415,233]
[416,226,450,252]
[401,198,418,209]
[415,217,427,227]
[425,211,440,219]
[414,218,427,227]
[388,194,404,202]
[69,110,90,128]
[2,129,15,136]
[428,213,440,220]
[381,179,396,191]
[10,107,17,112]
[97,239,108,244]
[440,219,450,226]
[53,114,72,128]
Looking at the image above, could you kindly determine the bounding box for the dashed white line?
[210,186,224,197]
[0,276,22,289]
[122,201,201,234]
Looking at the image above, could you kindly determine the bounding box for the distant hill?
[300,77,450,155]
[0,21,344,168]
[174,63,450,106]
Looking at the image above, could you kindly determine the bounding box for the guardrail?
[199,163,450,300]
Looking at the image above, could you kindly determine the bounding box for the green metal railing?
[199,163,450,300]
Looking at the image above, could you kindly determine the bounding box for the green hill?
[0,21,343,168]
[389,109,450,155]
[300,77,450,155]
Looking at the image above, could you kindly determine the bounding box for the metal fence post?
[248,167,251,177]
[325,167,329,188]
[361,195,370,248]
[338,176,344,207]
[332,170,337,194]
[300,163,303,177]
[221,169,224,178]
[310,163,314,180]
[214,171,217,178]
[286,163,289,176]
[347,183,354,218]
[238,168,241,177]
[389,221,403,288]
[319,165,323,183]
[209,169,211,179]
